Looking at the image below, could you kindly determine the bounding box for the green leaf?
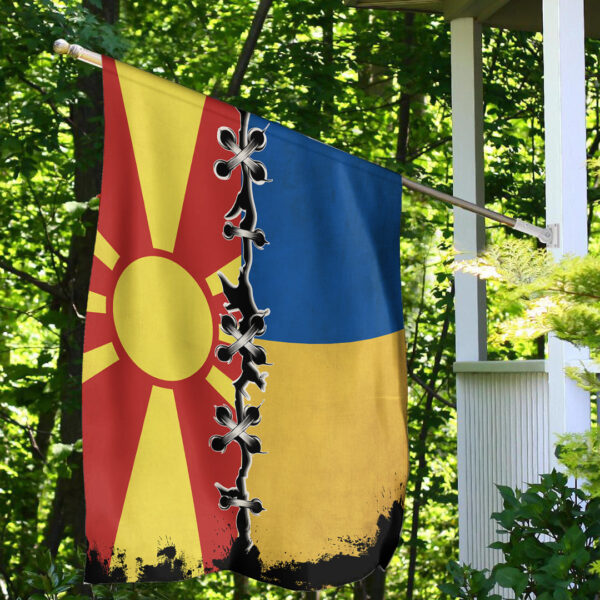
[521,536,552,560]
[496,484,519,508]
[50,442,73,460]
[446,560,462,579]
[63,200,88,217]
[494,565,529,595]
[438,583,462,596]
[563,524,585,552]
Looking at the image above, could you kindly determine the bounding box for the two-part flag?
[82,56,408,590]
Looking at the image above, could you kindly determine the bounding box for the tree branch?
[339,97,402,115]
[6,56,69,125]
[408,251,430,370]
[26,178,68,269]
[406,135,452,161]
[405,284,454,600]
[408,370,455,409]
[0,303,61,339]
[0,302,50,316]
[0,257,66,299]
[227,0,273,97]
[588,128,600,158]
[0,410,45,462]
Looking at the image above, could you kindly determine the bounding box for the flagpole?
[401,177,557,246]
[53,39,102,68]
[52,38,559,247]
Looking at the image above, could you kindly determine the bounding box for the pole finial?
[52,39,100,66]
[53,39,70,55]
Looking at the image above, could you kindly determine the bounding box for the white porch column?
[451,17,487,362]
[543,0,591,460]
[451,17,487,568]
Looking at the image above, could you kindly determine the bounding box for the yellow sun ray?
[219,330,235,343]
[206,366,235,406]
[87,291,106,314]
[113,386,203,579]
[205,256,242,296]
[94,232,120,270]
[82,342,119,383]
[116,61,206,253]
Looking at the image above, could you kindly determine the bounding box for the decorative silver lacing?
[211,111,270,551]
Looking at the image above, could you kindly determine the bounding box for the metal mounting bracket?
[513,219,560,248]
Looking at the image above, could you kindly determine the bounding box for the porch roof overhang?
[346,0,600,38]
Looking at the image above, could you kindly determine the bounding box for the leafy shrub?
[447,235,600,599]
[440,471,600,599]
[439,561,499,599]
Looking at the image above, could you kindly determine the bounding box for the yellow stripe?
[206,366,235,406]
[87,291,106,314]
[247,330,408,566]
[82,342,119,383]
[113,386,203,581]
[205,256,242,296]
[116,61,206,253]
[94,232,119,270]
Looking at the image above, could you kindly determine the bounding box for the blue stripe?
[249,114,404,344]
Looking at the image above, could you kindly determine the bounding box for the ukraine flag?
[82,56,408,591]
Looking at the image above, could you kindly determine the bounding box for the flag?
[82,56,408,591]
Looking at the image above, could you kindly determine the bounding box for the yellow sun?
[113,256,213,381]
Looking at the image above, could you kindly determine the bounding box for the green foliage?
[438,561,499,599]
[457,237,553,287]
[1,2,463,598]
[24,551,85,600]
[457,238,600,389]
[2,1,600,599]
[555,429,600,579]
[556,430,600,499]
[452,235,600,599]
[440,472,600,599]
[472,239,600,345]
[491,472,600,599]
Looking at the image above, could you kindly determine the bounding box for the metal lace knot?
[215,483,264,514]
[209,404,262,454]
[213,126,270,184]
[215,313,269,364]
[223,222,268,248]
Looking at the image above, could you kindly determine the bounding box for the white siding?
[457,371,550,570]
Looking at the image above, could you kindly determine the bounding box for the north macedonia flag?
[82,56,408,591]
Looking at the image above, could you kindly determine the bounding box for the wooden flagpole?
[53,39,102,67]
[52,38,559,247]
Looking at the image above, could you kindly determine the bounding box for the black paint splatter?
[85,548,126,583]
[84,544,198,584]
[215,499,405,591]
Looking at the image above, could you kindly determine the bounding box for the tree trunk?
[395,13,415,165]
[318,4,335,136]
[396,92,412,164]
[44,0,118,555]
[233,573,250,599]
[354,568,386,600]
